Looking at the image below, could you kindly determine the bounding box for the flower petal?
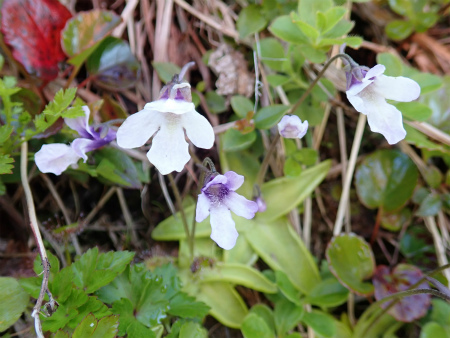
[365,64,385,80]
[147,122,190,175]
[181,110,214,149]
[117,109,163,149]
[346,92,367,114]
[224,171,244,191]
[225,191,258,219]
[35,143,81,175]
[195,193,211,222]
[71,138,98,161]
[277,115,308,139]
[145,99,195,115]
[204,174,227,190]
[64,106,93,138]
[365,97,406,145]
[209,205,238,250]
[373,75,421,102]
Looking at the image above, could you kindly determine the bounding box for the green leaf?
[199,263,277,293]
[376,53,404,77]
[267,74,291,87]
[196,282,248,329]
[94,147,142,188]
[380,208,412,232]
[275,270,302,305]
[284,157,302,177]
[167,293,210,319]
[397,102,432,121]
[322,19,354,39]
[205,91,227,114]
[303,278,349,308]
[0,277,29,331]
[231,96,254,118]
[86,37,140,90]
[67,296,112,329]
[222,129,257,152]
[72,247,134,293]
[223,236,258,265]
[269,15,308,45]
[302,311,336,338]
[420,322,447,338]
[0,154,14,174]
[326,234,375,296]
[298,44,327,63]
[179,321,208,338]
[255,38,286,72]
[386,20,414,41]
[291,13,319,41]
[111,298,156,337]
[297,0,333,26]
[411,72,443,94]
[245,220,321,294]
[72,314,119,338]
[355,150,418,212]
[416,193,442,217]
[242,313,274,338]
[62,10,122,66]
[274,299,304,335]
[316,7,347,34]
[249,304,275,333]
[237,5,268,38]
[254,105,289,129]
[0,125,13,144]
[152,62,181,83]
[261,160,331,222]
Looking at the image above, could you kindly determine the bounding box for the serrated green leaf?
[72,313,119,338]
[72,247,134,293]
[0,154,14,174]
[0,125,13,144]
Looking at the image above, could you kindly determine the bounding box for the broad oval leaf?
[245,219,320,294]
[62,10,121,66]
[196,282,248,329]
[1,0,72,80]
[420,322,447,338]
[269,15,308,45]
[302,310,336,338]
[222,129,257,152]
[303,278,349,308]
[0,277,29,331]
[373,264,431,322]
[355,149,418,212]
[261,160,331,222]
[199,263,276,293]
[326,234,375,296]
[86,37,140,90]
[237,5,268,38]
[242,313,273,338]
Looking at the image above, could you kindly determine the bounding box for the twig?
[424,216,450,286]
[20,140,54,338]
[407,120,450,147]
[83,187,117,225]
[333,114,366,236]
[40,174,81,255]
[116,188,139,246]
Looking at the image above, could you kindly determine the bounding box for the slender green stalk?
[167,173,191,257]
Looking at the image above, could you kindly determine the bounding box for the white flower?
[35,106,116,175]
[116,81,214,175]
[346,64,421,145]
[195,171,258,250]
[277,115,308,139]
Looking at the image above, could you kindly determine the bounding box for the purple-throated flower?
[345,63,421,144]
[116,63,214,175]
[277,115,308,139]
[35,106,116,175]
[196,171,258,250]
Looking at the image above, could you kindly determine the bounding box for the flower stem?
[256,133,280,186]
[289,53,353,115]
[167,173,192,258]
[333,114,366,236]
[20,140,55,338]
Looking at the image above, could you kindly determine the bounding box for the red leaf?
[1,0,72,80]
[373,264,431,322]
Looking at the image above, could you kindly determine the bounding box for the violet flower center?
[204,183,229,205]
